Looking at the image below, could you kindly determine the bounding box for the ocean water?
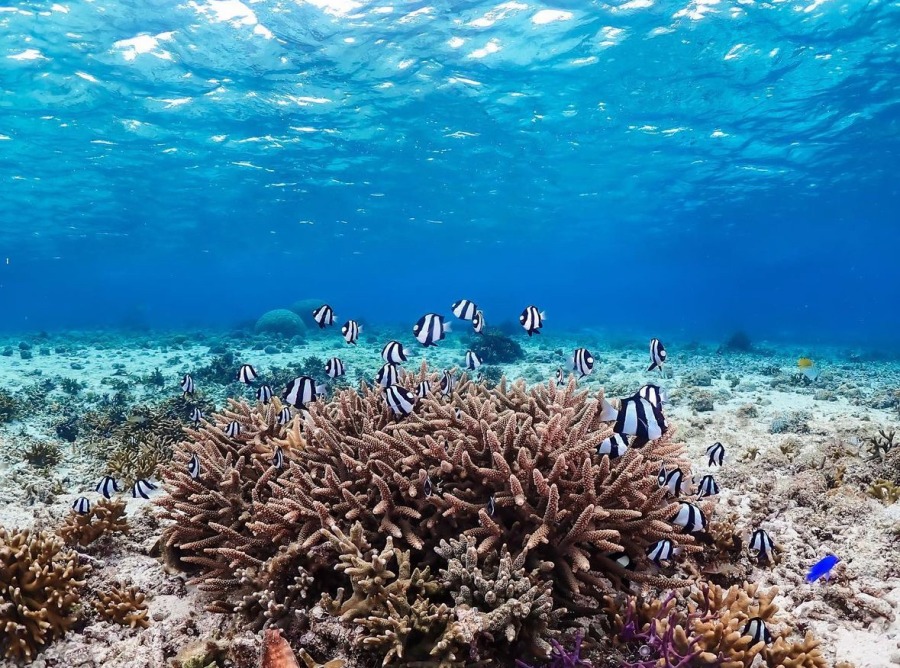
[0,0,898,347]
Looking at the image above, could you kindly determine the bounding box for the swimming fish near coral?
[341,319,361,344]
[95,475,121,499]
[472,309,485,334]
[312,304,335,328]
[325,357,345,378]
[659,467,689,497]
[131,478,157,500]
[238,364,258,384]
[439,369,456,397]
[225,420,242,438]
[749,528,775,562]
[646,539,680,564]
[648,338,667,372]
[454,407,463,420]
[742,617,773,645]
[276,406,292,425]
[451,298,478,321]
[384,385,416,417]
[635,384,666,409]
[519,305,545,336]
[570,348,594,378]
[283,376,325,409]
[423,474,433,497]
[189,406,203,424]
[806,554,840,583]
[798,357,820,382]
[180,373,194,397]
[416,380,431,398]
[465,350,482,370]
[607,551,636,571]
[413,313,451,347]
[599,395,667,441]
[72,496,90,514]
[187,452,200,479]
[555,368,564,387]
[671,502,706,532]
[382,341,409,364]
[696,474,719,498]
[271,446,284,470]
[375,363,399,388]
[706,441,725,466]
[487,495,496,517]
[597,433,629,458]
[256,384,273,405]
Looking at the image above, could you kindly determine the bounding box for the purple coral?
[516,631,592,668]
[617,591,706,668]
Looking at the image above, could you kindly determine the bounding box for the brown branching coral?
[57,498,129,547]
[160,367,710,665]
[0,528,90,662]
[93,584,150,629]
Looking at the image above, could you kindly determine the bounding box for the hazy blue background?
[0,0,897,345]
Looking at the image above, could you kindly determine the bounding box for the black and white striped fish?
[416,380,431,398]
[181,374,195,396]
[189,406,203,424]
[271,446,284,469]
[749,529,775,562]
[660,468,689,496]
[635,384,666,409]
[375,363,399,388]
[696,474,719,498]
[648,338,667,372]
[606,551,636,571]
[439,369,457,397]
[341,320,361,344]
[646,539,679,564]
[487,495,496,517]
[600,395,667,442]
[475,372,484,383]
[325,357,345,378]
[385,385,416,417]
[454,407,463,420]
[519,305,545,336]
[706,442,725,466]
[597,433,629,458]
[451,299,478,321]
[671,502,706,533]
[72,496,90,514]
[465,350,481,370]
[413,313,451,347]
[555,368,564,387]
[187,452,200,479]
[225,421,242,438]
[742,617,773,645]
[131,478,157,500]
[312,304,335,328]
[95,475,120,499]
[472,309,485,334]
[238,364,258,384]
[423,475,433,498]
[256,384,273,404]
[570,348,594,378]
[277,406,292,425]
[283,376,325,409]
[381,341,409,365]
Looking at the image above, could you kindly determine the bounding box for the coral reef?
[262,628,344,668]
[160,368,706,665]
[256,309,307,337]
[57,498,129,547]
[18,438,63,468]
[468,331,525,363]
[0,528,90,662]
[92,584,150,629]
[0,387,21,423]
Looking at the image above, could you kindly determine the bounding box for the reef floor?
[0,327,898,667]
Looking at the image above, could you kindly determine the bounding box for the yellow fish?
[797,358,814,368]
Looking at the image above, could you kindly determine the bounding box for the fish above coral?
[797,357,821,382]
[600,393,667,442]
[413,312,450,346]
[519,305,545,336]
[648,337,667,372]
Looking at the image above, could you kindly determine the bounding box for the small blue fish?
[806,554,840,583]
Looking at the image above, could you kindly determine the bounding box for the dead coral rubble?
[0,528,90,662]
[160,368,705,664]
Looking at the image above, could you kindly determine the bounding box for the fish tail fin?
[599,397,618,422]
[647,362,658,372]
[443,322,452,333]
[540,311,546,320]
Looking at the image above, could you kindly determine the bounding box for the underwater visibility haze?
[0,0,898,343]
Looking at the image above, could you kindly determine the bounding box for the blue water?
[0,0,897,346]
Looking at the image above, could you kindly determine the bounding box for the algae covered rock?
[255,309,306,337]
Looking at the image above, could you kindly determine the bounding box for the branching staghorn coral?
[57,498,129,547]
[93,584,150,628]
[0,528,90,662]
[604,582,826,668]
[159,367,709,665]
